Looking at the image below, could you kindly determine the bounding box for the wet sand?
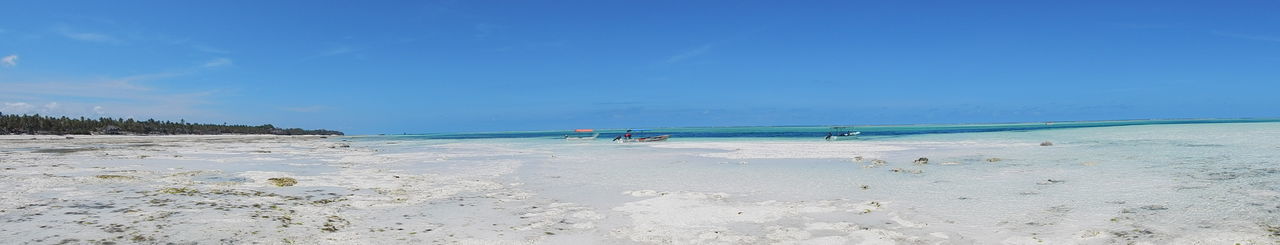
[2,123,1279,244]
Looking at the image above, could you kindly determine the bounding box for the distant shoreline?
[406,117,1280,135]
[0,113,343,136]
[0,134,335,140]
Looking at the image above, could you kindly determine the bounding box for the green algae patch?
[95,175,137,180]
[267,177,298,187]
[159,187,199,195]
[320,215,350,232]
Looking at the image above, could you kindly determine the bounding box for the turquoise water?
[327,120,1280,243]
[360,118,1279,140]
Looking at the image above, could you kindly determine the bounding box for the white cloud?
[55,26,122,44]
[304,45,365,60]
[2,102,34,113]
[1,54,16,67]
[0,101,114,117]
[665,44,713,63]
[0,73,216,119]
[203,58,233,68]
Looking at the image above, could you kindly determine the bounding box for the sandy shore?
[2,123,1279,244]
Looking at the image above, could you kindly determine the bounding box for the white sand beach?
[3,122,1280,244]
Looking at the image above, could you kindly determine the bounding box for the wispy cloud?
[307,45,362,60]
[1,102,34,112]
[474,23,501,39]
[1108,23,1170,29]
[54,26,122,44]
[665,44,714,63]
[280,106,328,113]
[193,44,230,54]
[0,72,215,119]
[1,54,16,67]
[1213,31,1280,42]
[202,58,233,68]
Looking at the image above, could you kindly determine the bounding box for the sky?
[1,1,1278,134]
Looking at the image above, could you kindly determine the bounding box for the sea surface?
[378,118,1280,140]
[4,120,1279,243]
[347,119,1280,243]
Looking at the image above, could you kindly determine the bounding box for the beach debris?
[853,156,864,162]
[1110,228,1157,240]
[1139,205,1167,211]
[1040,141,1054,146]
[65,136,75,139]
[159,187,199,195]
[1263,224,1280,237]
[1037,179,1066,185]
[890,168,923,174]
[1047,205,1072,213]
[267,177,298,187]
[32,147,100,154]
[95,175,137,180]
[1082,162,1099,166]
[321,215,350,232]
[913,157,929,165]
[860,185,870,190]
[863,159,887,168]
[737,161,749,165]
[940,162,961,165]
[985,157,1003,163]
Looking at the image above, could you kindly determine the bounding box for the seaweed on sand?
[33,147,100,154]
[268,177,298,187]
[94,175,137,180]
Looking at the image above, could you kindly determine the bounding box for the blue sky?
[2,1,1278,134]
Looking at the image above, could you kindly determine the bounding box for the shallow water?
[462,122,1280,243]
[2,122,1278,244]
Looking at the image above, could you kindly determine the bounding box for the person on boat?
[624,130,632,140]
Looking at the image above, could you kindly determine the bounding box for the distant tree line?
[0,112,343,135]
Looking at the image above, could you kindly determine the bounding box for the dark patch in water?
[32,147,100,154]
[1175,143,1226,147]
[390,119,1280,140]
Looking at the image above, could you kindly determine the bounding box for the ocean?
[365,118,1279,140]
